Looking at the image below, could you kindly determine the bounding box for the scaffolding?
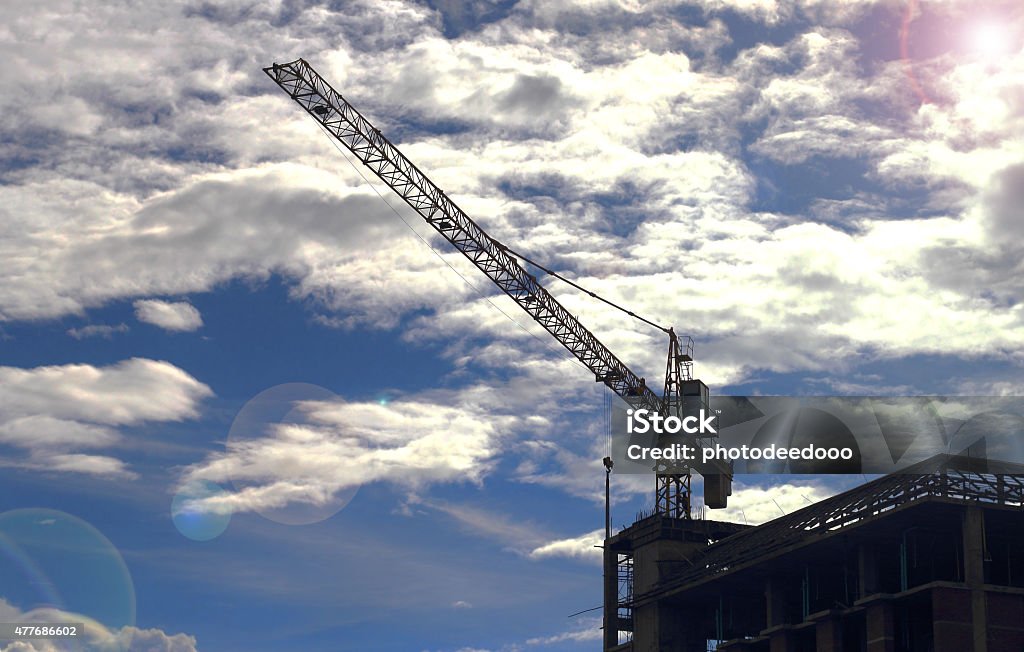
[642,453,1024,602]
[617,552,634,644]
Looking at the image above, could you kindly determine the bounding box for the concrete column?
[858,542,880,597]
[767,628,792,652]
[865,601,895,652]
[603,546,618,650]
[630,602,658,652]
[962,505,988,652]
[932,586,974,652]
[985,593,1024,649]
[765,578,786,628]
[815,613,842,651]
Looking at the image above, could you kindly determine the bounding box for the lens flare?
[900,0,931,104]
[226,383,359,525]
[0,509,136,631]
[171,480,233,541]
[0,530,62,608]
[900,1,1022,105]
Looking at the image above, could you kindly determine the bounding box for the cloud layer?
[0,359,212,478]
[181,395,514,513]
[0,0,1019,387]
[2,0,1022,523]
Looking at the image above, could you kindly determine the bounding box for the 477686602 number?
[0,623,82,640]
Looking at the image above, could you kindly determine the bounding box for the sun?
[965,20,1015,58]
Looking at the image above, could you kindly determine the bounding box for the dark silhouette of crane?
[263,58,732,516]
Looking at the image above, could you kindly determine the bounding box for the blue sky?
[1,0,1022,650]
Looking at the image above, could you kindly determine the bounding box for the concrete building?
[603,454,1024,652]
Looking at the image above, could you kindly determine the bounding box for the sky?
[0,0,1022,650]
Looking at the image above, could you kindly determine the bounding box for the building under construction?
[260,59,1024,652]
[603,454,1024,652]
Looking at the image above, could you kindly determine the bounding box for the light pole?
[602,456,615,650]
[603,456,614,540]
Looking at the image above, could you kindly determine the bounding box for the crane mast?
[263,58,730,515]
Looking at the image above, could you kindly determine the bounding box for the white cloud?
[698,479,854,525]
[404,497,615,567]
[0,416,119,449]
[512,435,654,506]
[0,359,212,426]
[133,300,203,332]
[0,165,474,330]
[181,395,516,514]
[529,529,604,563]
[524,619,602,646]
[0,359,212,478]
[45,453,137,479]
[440,616,602,651]
[415,497,550,554]
[178,345,613,518]
[0,598,197,652]
[2,0,1019,391]
[67,323,129,339]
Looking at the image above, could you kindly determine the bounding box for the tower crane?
[263,59,732,516]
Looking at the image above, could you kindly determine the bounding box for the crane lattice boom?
[263,58,730,512]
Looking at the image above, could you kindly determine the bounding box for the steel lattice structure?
[263,58,730,511]
[633,453,1024,607]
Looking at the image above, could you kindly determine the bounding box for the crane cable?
[312,120,671,365]
[497,243,670,335]
[313,120,592,373]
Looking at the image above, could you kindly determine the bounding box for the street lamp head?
[603,456,614,471]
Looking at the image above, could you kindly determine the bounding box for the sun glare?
[966,20,1014,57]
